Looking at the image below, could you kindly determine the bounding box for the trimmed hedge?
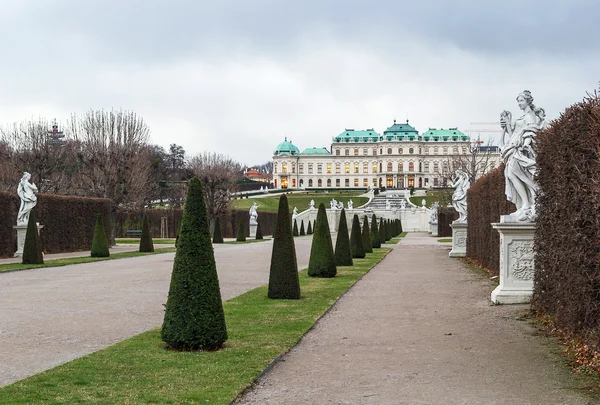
[255,221,263,240]
[292,219,299,237]
[350,214,365,259]
[212,217,224,243]
[307,203,336,278]
[334,208,353,266]
[91,214,110,257]
[236,216,246,242]
[116,208,182,239]
[362,215,373,254]
[437,207,458,237]
[139,214,154,253]
[299,220,305,236]
[22,210,43,264]
[466,164,515,275]
[370,214,381,249]
[307,220,313,235]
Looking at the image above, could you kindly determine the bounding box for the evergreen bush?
[307,220,313,234]
[385,219,391,241]
[255,221,263,240]
[371,214,381,249]
[22,210,43,264]
[91,214,110,257]
[362,215,373,254]
[379,218,386,245]
[236,216,246,242]
[268,194,301,299]
[139,214,154,253]
[299,220,305,235]
[350,214,365,258]
[334,209,353,266]
[398,218,403,234]
[162,177,227,351]
[307,203,336,278]
[293,219,299,236]
[212,217,224,243]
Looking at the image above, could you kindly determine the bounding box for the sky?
[0,0,598,167]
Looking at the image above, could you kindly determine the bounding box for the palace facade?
[272,120,501,190]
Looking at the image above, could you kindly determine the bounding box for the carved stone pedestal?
[327,209,340,233]
[249,223,257,238]
[430,221,438,237]
[491,218,535,304]
[14,224,44,257]
[448,221,467,257]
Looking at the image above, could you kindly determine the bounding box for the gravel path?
[0,236,313,386]
[236,233,592,405]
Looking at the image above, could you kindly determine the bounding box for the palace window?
[443,147,448,154]
[299,179,304,187]
[433,177,439,186]
[274,163,278,174]
[354,148,359,156]
[373,162,378,173]
[419,147,422,154]
[372,178,377,187]
[291,163,296,173]
[363,178,368,187]
[462,146,468,154]
[281,163,287,173]
[299,164,304,174]
[354,163,359,174]
[434,146,439,154]
[398,147,403,154]
[379,162,383,172]
[362,162,368,173]
[292,179,296,187]
[318,179,322,187]
[308,179,313,187]
[336,163,341,174]
[433,162,439,172]
[409,162,414,171]
[419,162,422,172]
[398,162,403,172]
[453,146,458,154]
[387,148,392,154]
[424,162,429,172]
[317,164,322,174]
[363,148,368,155]
[380,148,383,155]
[327,163,332,174]
[424,146,429,154]
[308,164,313,174]
[354,178,359,187]
[409,147,414,154]
[442,162,449,174]
[345,148,350,156]
[345,178,350,187]
[327,178,332,187]
[336,149,340,156]
[373,148,377,155]
[345,163,350,174]
[387,162,393,172]
[336,179,340,187]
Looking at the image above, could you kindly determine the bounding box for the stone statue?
[451,170,470,223]
[500,90,544,221]
[309,199,315,209]
[347,199,353,209]
[385,199,391,210]
[292,207,298,220]
[330,198,337,209]
[249,202,259,225]
[421,199,426,207]
[17,172,38,226]
[429,201,439,223]
[337,201,344,209]
[400,199,407,209]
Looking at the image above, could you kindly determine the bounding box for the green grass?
[0,248,391,404]
[409,190,451,208]
[387,232,408,244]
[232,193,369,213]
[115,238,176,244]
[438,238,452,243]
[224,238,271,244]
[0,248,176,274]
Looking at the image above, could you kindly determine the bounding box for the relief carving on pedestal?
[508,240,534,280]
[455,232,467,248]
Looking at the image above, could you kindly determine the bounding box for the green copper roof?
[421,128,468,142]
[382,119,421,141]
[333,129,380,143]
[300,147,331,155]
[274,137,300,155]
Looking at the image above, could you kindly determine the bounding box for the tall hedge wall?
[533,94,600,342]
[437,207,458,237]
[466,164,516,275]
[0,192,112,258]
[115,209,183,238]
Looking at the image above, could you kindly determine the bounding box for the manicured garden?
[231,193,369,213]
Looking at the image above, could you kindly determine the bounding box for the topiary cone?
[308,203,336,278]
[162,177,227,351]
[91,214,110,257]
[385,219,391,241]
[268,194,300,299]
[139,214,154,253]
[236,216,246,242]
[307,220,313,234]
[293,219,299,236]
[370,214,381,249]
[299,220,305,236]
[334,208,353,266]
[255,221,263,240]
[379,218,386,245]
[22,209,43,264]
[212,216,224,243]
[398,218,403,234]
[362,215,373,253]
[350,214,365,259]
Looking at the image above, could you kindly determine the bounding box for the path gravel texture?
[237,233,592,405]
[0,237,313,386]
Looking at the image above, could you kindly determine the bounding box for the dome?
[274,137,300,156]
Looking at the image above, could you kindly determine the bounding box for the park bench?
[125,230,142,238]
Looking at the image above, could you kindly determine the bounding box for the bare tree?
[188,151,242,220]
[449,138,498,185]
[252,160,273,174]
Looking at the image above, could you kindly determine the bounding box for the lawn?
[438,238,452,243]
[115,238,176,244]
[232,192,369,213]
[388,232,408,244]
[0,249,391,404]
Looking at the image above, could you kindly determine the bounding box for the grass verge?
[438,238,452,243]
[115,238,176,244]
[0,248,176,274]
[0,248,391,404]
[388,232,408,244]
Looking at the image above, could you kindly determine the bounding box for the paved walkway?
[237,233,592,405]
[0,236,313,386]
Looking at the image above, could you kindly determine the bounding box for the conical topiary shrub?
[334,209,353,266]
[22,210,43,264]
[313,220,316,233]
[293,219,299,236]
[308,203,336,278]
[300,220,305,236]
[91,214,110,257]
[212,216,224,243]
[236,216,246,242]
[255,221,263,240]
[398,218,403,234]
[379,218,386,245]
[386,219,392,241]
[162,177,227,351]
[139,214,154,253]
[362,215,373,254]
[350,214,365,259]
[371,214,381,249]
[307,220,313,234]
[268,194,300,299]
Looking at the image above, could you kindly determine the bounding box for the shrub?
[350,214,365,259]
[212,216,224,243]
[299,220,305,236]
[22,210,43,264]
[334,209,353,266]
[255,221,263,240]
[437,207,458,237]
[91,214,110,257]
[379,218,386,245]
[307,203,336,278]
[139,214,154,253]
[362,215,373,254]
[236,216,246,242]
[268,194,301,299]
[293,219,299,236]
[384,219,391,242]
[370,214,381,249]
[162,178,227,351]
[307,220,313,234]
[398,218,403,234]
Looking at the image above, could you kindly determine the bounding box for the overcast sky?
[1,0,598,166]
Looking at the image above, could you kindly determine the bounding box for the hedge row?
[533,93,600,343]
[0,192,112,258]
[115,209,183,238]
[466,164,515,275]
[437,207,457,237]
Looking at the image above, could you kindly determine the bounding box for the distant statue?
[400,199,407,209]
[347,199,353,209]
[292,207,298,220]
[309,199,315,209]
[421,199,426,207]
[385,199,391,210]
[451,170,470,222]
[429,201,439,223]
[500,90,543,221]
[17,172,38,226]
[337,201,344,209]
[249,202,259,225]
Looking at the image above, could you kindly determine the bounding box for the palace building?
[272,120,501,190]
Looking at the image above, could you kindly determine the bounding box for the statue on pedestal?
[249,202,259,225]
[500,90,544,221]
[17,172,38,226]
[400,199,407,210]
[347,199,353,209]
[451,170,469,223]
[292,207,298,220]
[330,198,337,209]
[385,199,391,210]
[429,201,439,223]
[309,199,315,209]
